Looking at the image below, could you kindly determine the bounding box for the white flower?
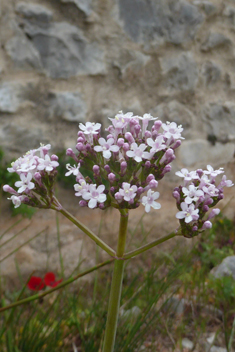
[202,184,219,197]
[15,173,35,193]
[65,163,81,177]
[79,122,101,135]
[18,155,38,173]
[118,183,137,202]
[176,202,199,223]
[162,121,184,140]
[204,165,224,178]
[74,179,89,197]
[175,168,199,182]
[82,184,107,209]
[94,138,119,159]
[37,154,59,172]
[7,195,23,208]
[147,135,166,154]
[141,189,161,213]
[137,113,158,136]
[126,143,151,162]
[182,185,204,204]
[109,111,133,130]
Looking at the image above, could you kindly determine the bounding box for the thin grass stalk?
[55,212,64,278]
[0,219,23,241]
[102,209,129,352]
[0,224,30,249]
[0,228,47,264]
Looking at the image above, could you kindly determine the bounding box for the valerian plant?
[3,111,233,352]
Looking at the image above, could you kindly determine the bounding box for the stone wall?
[1,0,235,173]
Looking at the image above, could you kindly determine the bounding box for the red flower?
[44,272,62,287]
[27,276,45,291]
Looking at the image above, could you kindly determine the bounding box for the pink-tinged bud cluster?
[174,166,233,238]
[3,144,59,209]
[65,112,184,211]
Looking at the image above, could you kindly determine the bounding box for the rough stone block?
[201,61,221,87]
[48,91,87,122]
[160,52,198,92]
[61,0,93,16]
[16,2,53,22]
[201,32,232,52]
[117,0,204,45]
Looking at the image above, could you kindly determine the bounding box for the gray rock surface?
[177,139,235,167]
[193,1,217,16]
[0,124,48,152]
[16,2,53,22]
[118,0,204,45]
[201,32,232,52]
[0,82,33,113]
[211,256,235,280]
[48,91,87,122]
[5,32,42,70]
[61,0,93,16]
[160,52,198,92]
[202,102,235,141]
[21,21,105,78]
[201,61,221,87]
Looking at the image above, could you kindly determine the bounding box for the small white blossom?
[147,135,166,154]
[79,122,101,135]
[94,138,119,159]
[65,163,81,177]
[162,121,184,140]
[82,184,107,209]
[37,154,59,172]
[118,183,137,202]
[7,195,24,208]
[74,179,89,197]
[126,143,151,162]
[204,165,224,178]
[176,202,199,223]
[15,173,35,193]
[141,189,161,213]
[182,185,204,204]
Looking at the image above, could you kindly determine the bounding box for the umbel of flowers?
[2,111,233,352]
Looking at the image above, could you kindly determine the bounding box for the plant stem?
[58,206,116,257]
[123,231,179,260]
[0,258,114,313]
[103,209,129,352]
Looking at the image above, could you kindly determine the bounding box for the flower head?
[27,276,45,291]
[141,189,161,213]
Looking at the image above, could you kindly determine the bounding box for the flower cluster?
[65,112,184,212]
[27,272,62,291]
[173,166,233,238]
[3,144,59,209]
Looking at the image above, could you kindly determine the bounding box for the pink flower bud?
[85,144,92,152]
[107,134,113,139]
[204,198,213,206]
[145,161,151,168]
[134,124,141,137]
[123,143,130,152]
[93,165,100,175]
[76,143,85,152]
[115,192,123,201]
[51,154,59,161]
[149,180,158,188]
[160,148,174,165]
[117,138,125,147]
[125,132,134,144]
[3,185,18,195]
[137,187,144,195]
[171,140,181,150]
[196,169,204,178]
[192,226,198,232]
[202,221,212,230]
[153,120,162,132]
[108,173,116,182]
[66,148,78,162]
[207,208,220,220]
[77,137,85,143]
[120,161,127,174]
[161,165,172,175]
[79,200,88,207]
[144,130,152,139]
[104,165,111,173]
[146,174,155,183]
[110,186,115,193]
[203,205,209,212]
[77,131,85,139]
[173,191,180,202]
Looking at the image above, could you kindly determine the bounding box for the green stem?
[0,259,114,313]
[123,232,179,260]
[103,209,129,352]
[58,206,115,257]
